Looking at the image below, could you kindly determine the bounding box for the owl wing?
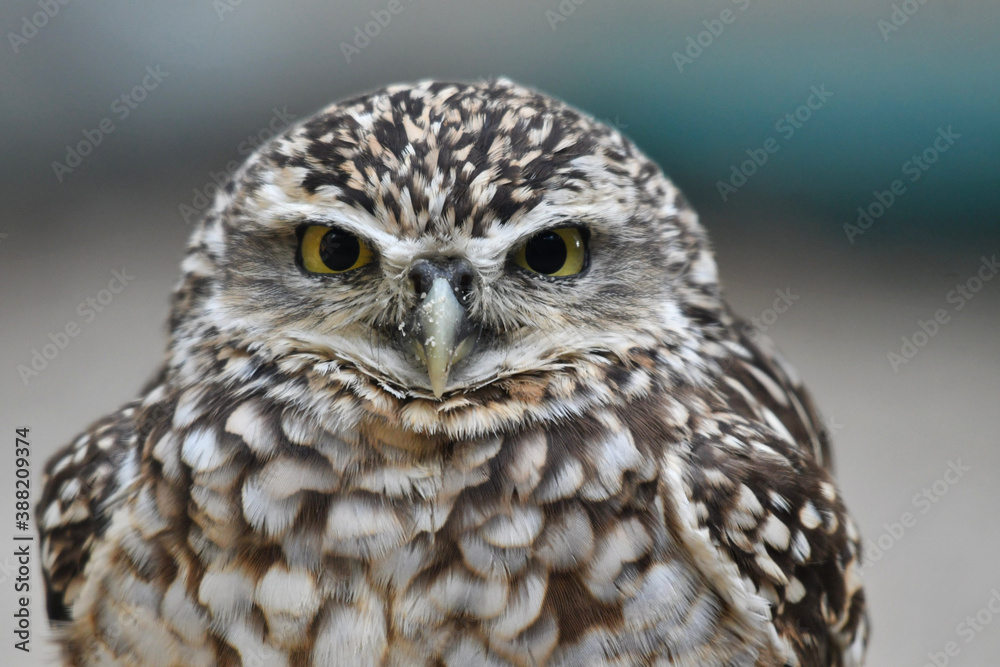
[683,323,868,666]
[37,402,144,622]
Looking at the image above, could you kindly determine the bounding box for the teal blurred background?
[2,0,997,239]
[2,1,999,665]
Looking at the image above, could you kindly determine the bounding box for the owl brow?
[494,217,589,250]
[289,216,403,253]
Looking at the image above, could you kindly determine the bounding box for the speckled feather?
[39,79,867,666]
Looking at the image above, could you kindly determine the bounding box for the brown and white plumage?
[39,79,868,666]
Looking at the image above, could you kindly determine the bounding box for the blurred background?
[1,0,998,664]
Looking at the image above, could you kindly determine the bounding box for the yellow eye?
[513,227,587,277]
[299,225,373,274]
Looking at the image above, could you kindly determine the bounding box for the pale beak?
[412,277,477,397]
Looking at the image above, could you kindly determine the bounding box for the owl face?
[184,80,718,400]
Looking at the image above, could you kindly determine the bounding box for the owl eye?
[513,227,588,277]
[299,225,373,274]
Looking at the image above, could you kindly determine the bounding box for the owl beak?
[411,276,476,398]
[410,260,476,398]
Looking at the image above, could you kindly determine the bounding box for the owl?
[38,79,868,666]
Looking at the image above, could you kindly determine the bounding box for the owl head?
[168,80,725,418]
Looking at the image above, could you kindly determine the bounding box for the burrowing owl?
[39,80,868,666]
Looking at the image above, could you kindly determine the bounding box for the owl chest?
[168,427,753,664]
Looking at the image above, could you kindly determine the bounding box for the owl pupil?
[319,229,361,271]
[524,231,568,275]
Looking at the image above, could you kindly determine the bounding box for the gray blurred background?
[2,0,998,664]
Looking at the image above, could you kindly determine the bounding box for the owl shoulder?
[38,401,146,622]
